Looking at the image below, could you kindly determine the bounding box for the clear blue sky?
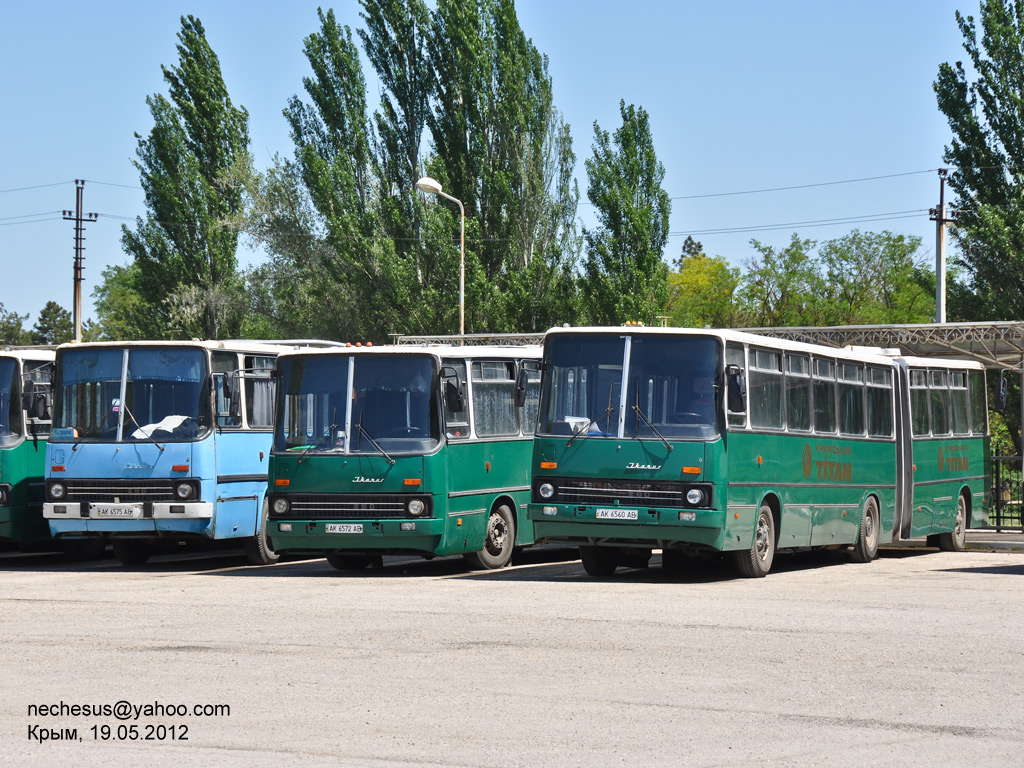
[1,0,971,326]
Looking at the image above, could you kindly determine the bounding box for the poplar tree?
[121,15,249,339]
[582,101,670,325]
[935,0,1024,319]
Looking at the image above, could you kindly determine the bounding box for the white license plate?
[325,523,363,534]
[596,508,639,520]
[93,504,142,519]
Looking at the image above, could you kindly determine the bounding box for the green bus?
[266,344,542,570]
[526,327,989,577]
[0,348,59,550]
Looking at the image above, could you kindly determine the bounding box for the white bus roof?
[276,344,542,361]
[0,347,56,363]
[54,339,343,356]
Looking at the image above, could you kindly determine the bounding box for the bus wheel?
[112,539,151,566]
[579,545,618,577]
[851,497,880,563]
[937,494,968,552]
[732,504,775,578]
[325,552,381,571]
[244,500,280,565]
[464,504,515,570]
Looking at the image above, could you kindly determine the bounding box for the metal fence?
[991,456,1024,531]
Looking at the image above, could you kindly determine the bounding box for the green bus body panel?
[0,437,51,545]
[268,437,534,556]
[909,435,990,536]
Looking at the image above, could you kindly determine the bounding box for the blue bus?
[42,340,314,565]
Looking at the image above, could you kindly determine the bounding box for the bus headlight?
[175,482,195,500]
[49,482,67,500]
[273,498,290,515]
[0,487,7,506]
[685,488,704,505]
[407,498,425,516]
[538,483,555,499]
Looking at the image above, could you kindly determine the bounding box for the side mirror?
[33,391,50,420]
[726,364,746,413]
[996,371,1008,413]
[444,379,465,413]
[515,360,539,408]
[21,380,35,412]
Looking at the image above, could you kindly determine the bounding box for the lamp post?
[415,176,465,336]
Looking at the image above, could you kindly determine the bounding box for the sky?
[0,0,973,327]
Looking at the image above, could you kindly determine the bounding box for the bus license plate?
[325,523,363,534]
[93,504,142,518]
[596,508,638,520]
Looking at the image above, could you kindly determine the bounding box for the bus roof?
[0,347,55,363]
[53,339,341,356]
[276,344,542,362]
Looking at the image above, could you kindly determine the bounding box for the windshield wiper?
[354,409,395,465]
[632,404,672,451]
[297,408,338,465]
[120,400,165,452]
[567,386,616,447]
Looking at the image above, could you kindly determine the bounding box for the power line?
[0,181,73,195]
[667,169,939,201]
[83,179,143,190]
[0,216,63,227]
[673,209,929,237]
[0,210,62,222]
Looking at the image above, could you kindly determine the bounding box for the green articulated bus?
[267,343,541,570]
[526,327,989,578]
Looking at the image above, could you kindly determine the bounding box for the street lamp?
[415,176,465,336]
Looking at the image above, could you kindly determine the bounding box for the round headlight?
[685,488,704,505]
[538,483,555,499]
[273,497,290,515]
[0,487,8,506]
[50,482,66,500]
[407,498,425,516]
[175,482,194,500]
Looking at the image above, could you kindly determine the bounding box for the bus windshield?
[276,355,440,455]
[53,347,210,442]
[539,333,721,440]
[0,358,21,447]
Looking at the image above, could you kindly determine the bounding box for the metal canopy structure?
[392,333,544,347]
[742,321,1024,371]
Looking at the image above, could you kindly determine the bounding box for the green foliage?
[30,302,73,346]
[666,239,740,328]
[0,303,28,345]
[935,1,1024,320]
[581,101,670,326]
[120,15,249,339]
[736,230,933,327]
[91,263,149,341]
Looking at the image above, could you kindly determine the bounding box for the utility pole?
[62,180,98,343]
[929,168,957,324]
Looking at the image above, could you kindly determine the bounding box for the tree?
[666,239,740,328]
[0,303,28,345]
[736,235,818,327]
[581,101,670,325]
[91,263,149,341]
[120,15,249,339]
[935,0,1024,320]
[30,301,73,346]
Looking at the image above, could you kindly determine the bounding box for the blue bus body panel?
[207,430,271,539]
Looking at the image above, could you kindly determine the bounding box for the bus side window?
[518,364,541,436]
[949,370,969,436]
[473,361,517,437]
[813,357,836,434]
[838,362,865,436]
[930,370,950,436]
[442,360,469,439]
[785,353,810,432]
[909,369,930,436]
[969,370,988,435]
[749,348,782,430]
[726,344,746,428]
[212,352,241,429]
[244,355,276,429]
[866,366,894,438]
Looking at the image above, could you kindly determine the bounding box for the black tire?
[243,500,280,565]
[579,545,618,577]
[732,503,775,578]
[60,537,106,561]
[325,552,381,571]
[937,494,968,552]
[112,539,151,566]
[851,497,880,563]
[464,504,516,570]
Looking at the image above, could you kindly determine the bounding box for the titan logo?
[353,476,384,483]
[626,463,662,470]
